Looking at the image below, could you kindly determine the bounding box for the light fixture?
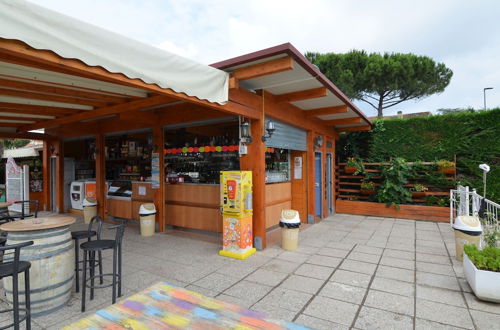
[240,120,253,144]
[49,144,55,154]
[483,87,493,110]
[262,120,276,142]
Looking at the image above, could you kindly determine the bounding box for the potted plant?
[345,157,364,175]
[411,184,428,198]
[360,181,376,195]
[463,244,500,303]
[436,160,455,174]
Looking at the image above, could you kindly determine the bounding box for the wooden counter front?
[265,182,292,229]
[165,184,221,232]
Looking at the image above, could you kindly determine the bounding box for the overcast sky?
[30,0,500,117]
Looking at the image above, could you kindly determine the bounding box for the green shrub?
[377,158,412,209]
[337,108,500,202]
[464,244,500,272]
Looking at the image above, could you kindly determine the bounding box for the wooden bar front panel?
[265,182,292,229]
[165,184,221,232]
[107,199,132,219]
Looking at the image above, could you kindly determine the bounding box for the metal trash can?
[453,215,482,261]
[139,203,156,237]
[82,197,97,224]
[280,209,301,251]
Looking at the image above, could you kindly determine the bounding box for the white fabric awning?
[0,0,229,104]
[2,147,39,159]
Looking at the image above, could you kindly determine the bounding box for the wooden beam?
[119,111,159,125]
[55,140,64,213]
[0,39,261,120]
[229,77,239,89]
[42,141,50,211]
[0,78,131,104]
[274,87,327,103]
[0,115,48,122]
[18,95,175,132]
[323,117,361,126]
[305,105,348,117]
[0,102,80,116]
[0,122,25,127]
[153,126,165,232]
[336,125,371,132]
[0,131,52,140]
[95,134,105,218]
[232,56,293,81]
[0,88,111,108]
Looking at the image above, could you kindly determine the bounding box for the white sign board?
[294,156,303,180]
[6,157,29,213]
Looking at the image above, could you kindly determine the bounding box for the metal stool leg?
[118,242,122,297]
[81,250,87,313]
[13,269,19,330]
[112,247,117,304]
[74,238,80,293]
[98,251,103,285]
[90,251,95,301]
[24,268,31,330]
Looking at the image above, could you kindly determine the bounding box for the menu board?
[6,157,29,213]
[151,152,160,188]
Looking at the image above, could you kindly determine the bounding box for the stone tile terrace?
[3,214,500,329]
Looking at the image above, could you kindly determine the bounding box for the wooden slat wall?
[291,150,307,223]
[265,182,292,229]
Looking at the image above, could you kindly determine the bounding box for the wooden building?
[0,1,370,249]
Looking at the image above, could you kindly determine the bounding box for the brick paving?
[2,213,500,329]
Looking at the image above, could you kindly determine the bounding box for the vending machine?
[219,171,256,259]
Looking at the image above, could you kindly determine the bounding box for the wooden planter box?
[336,199,449,222]
[344,166,357,173]
[439,167,455,174]
[412,191,427,198]
[360,189,375,196]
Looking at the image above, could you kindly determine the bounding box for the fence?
[450,185,499,232]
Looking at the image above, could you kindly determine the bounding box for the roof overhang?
[212,43,372,132]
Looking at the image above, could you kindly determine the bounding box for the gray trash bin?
[453,215,482,261]
[139,203,156,237]
[280,210,301,251]
[82,197,97,224]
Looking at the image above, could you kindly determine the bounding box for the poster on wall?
[151,152,160,188]
[294,156,303,179]
[6,157,29,213]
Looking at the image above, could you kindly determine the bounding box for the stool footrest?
[0,308,29,330]
[85,273,121,289]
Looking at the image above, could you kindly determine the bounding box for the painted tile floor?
[1,213,500,329]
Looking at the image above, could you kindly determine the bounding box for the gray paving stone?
[258,287,312,312]
[415,318,462,330]
[193,272,240,292]
[319,281,366,304]
[325,241,355,250]
[416,245,448,256]
[365,240,387,248]
[463,292,500,315]
[331,269,372,288]
[416,285,466,307]
[279,275,325,294]
[276,250,310,263]
[353,244,383,255]
[347,251,381,264]
[383,248,415,260]
[245,268,288,286]
[385,242,415,252]
[458,278,472,293]
[416,299,474,329]
[216,294,253,308]
[295,263,334,280]
[339,259,377,275]
[355,306,413,330]
[371,276,415,297]
[185,284,220,297]
[317,247,349,258]
[380,255,415,270]
[416,261,454,276]
[303,296,358,326]
[470,309,500,330]
[295,314,349,330]
[261,259,301,274]
[215,263,257,280]
[223,280,272,304]
[376,265,415,283]
[364,289,414,316]
[416,252,451,265]
[251,303,297,321]
[416,272,460,291]
[307,254,342,268]
[295,245,320,255]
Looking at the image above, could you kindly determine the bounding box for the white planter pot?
[463,253,500,303]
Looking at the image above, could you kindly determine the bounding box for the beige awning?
[2,147,39,158]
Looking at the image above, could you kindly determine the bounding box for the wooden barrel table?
[0,216,76,317]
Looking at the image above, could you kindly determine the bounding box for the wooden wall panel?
[336,199,449,222]
[107,199,132,219]
[265,182,292,204]
[166,204,221,232]
[165,184,219,206]
[265,201,292,229]
[291,151,307,223]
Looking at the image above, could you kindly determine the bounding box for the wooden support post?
[240,93,266,249]
[95,134,106,218]
[54,140,64,213]
[322,134,327,218]
[306,131,315,223]
[42,140,50,211]
[153,126,165,232]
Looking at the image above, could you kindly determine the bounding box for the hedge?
[337,108,500,202]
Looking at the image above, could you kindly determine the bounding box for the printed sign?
[151,152,160,188]
[294,156,302,179]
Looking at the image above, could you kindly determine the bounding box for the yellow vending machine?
[219,171,256,259]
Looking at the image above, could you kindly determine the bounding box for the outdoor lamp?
[262,120,276,142]
[240,121,252,144]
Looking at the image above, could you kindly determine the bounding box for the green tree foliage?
[305,50,453,117]
[376,158,413,209]
[2,139,30,150]
[337,109,500,202]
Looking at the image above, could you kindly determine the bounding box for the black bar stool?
[71,215,103,293]
[81,224,125,312]
[0,241,33,330]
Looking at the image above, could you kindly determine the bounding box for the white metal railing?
[450,185,499,244]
